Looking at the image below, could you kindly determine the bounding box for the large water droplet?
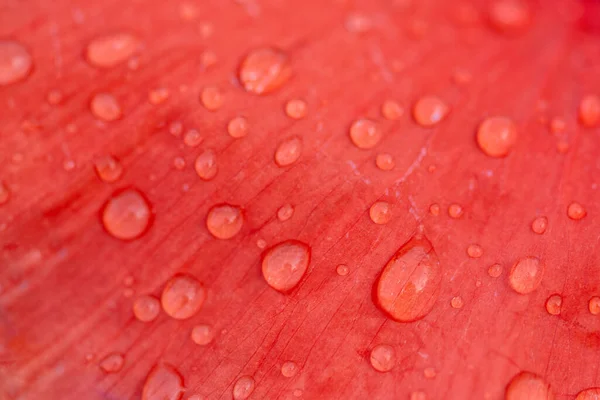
[505,371,553,400]
[579,95,600,128]
[576,388,600,400]
[233,376,255,400]
[200,86,224,111]
[262,240,311,292]
[102,189,152,240]
[91,93,122,122]
[194,150,218,180]
[412,96,449,127]
[142,364,184,400]
[161,274,206,320]
[275,136,302,167]
[375,153,395,171]
[99,352,124,373]
[374,234,442,322]
[206,203,243,239]
[191,324,214,345]
[94,155,123,183]
[531,216,548,234]
[285,99,307,119]
[567,202,586,220]
[0,40,33,85]
[508,256,544,294]
[369,344,396,372]
[545,294,562,316]
[86,33,139,68]
[489,0,531,34]
[349,119,382,149]
[369,201,392,225]
[238,48,291,95]
[228,116,248,138]
[476,117,517,157]
[277,204,294,221]
[133,295,160,322]
[589,297,600,315]
[281,361,299,377]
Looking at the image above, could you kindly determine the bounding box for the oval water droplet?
[233,376,255,400]
[489,0,531,34]
[476,117,517,157]
[0,40,33,85]
[579,95,600,128]
[206,203,243,239]
[349,119,382,149]
[576,388,600,400]
[133,295,160,322]
[142,364,184,400]
[545,294,562,316]
[381,100,404,120]
[194,150,218,180]
[94,155,123,183]
[467,244,483,258]
[277,204,294,221]
[102,189,152,240]
[239,48,291,95]
[275,137,302,167]
[200,86,224,111]
[285,99,307,119]
[262,240,311,292]
[161,274,206,320]
[531,216,548,234]
[374,234,442,322]
[450,296,464,309]
[589,297,600,315]
[86,33,139,68]
[369,344,396,372]
[91,93,122,122]
[228,116,248,138]
[413,96,449,127]
[99,352,124,373]
[191,324,214,345]
[448,204,463,219]
[281,361,299,378]
[505,371,553,400]
[508,256,544,294]
[336,264,349,276]
[488,263,503,278]
[567,202,586,220]
[375,153,395,171]
[369,201,392,225]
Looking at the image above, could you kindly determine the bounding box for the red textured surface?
[1,0,599,399]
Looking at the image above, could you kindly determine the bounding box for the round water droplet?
[102,189,151,240]
[369,344,395,372]
[424,367,437,379]
[256,239,267,249]
[262,240,311,292]
[375,234,442,322]
[349,119,382,149]
[489,0,531,34]
[195,150,218,180]
[281,361,299,377]
[200,86,224,111]
[336,264,349,276]
[86,33,139,68]
[375,153,395,171]
[191,324,214,345]
[413,96,449,127]
[161,274,206,320]
[206,203,243,239]
[47,89,63,105]
[589,297,600,315]
[0,40,33,85]
[173,157,186,170]
[567,202,586,220]
[228,117,248,138]
[94,155,123,183]
[275,137,302,167]
[448,204,463,218]
[531,217,548,234]
[184,129,203,147]
[149,88,170,105]
[369,201,392,225]
[505,371,553,400]
[233,376,255,400]
[0,182,11,205]
[91,93,122,122]
[467,244,483,258]
[238,48,291,95]
[133,295,160,322]
[381,100,404,120]
[99,352,124,373]
[576,388,600,400]
[508,256,544,294]
[285,99,307,119]
[488,263,503,278]
[545,294,562,316]
[277,204,294,221]
[476,116,517,158]
[142,364,184,400]
[579,95,600,128]
[429,204,440,216]
[451,296,464,309]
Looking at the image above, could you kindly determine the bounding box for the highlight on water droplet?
[0,40,33,85]
[261,240,311,292]
[488,263,503,278]
[545,294,562,316]
[476,116,517,158]
[277,204,294,221]
[102,188,152,240]
[508,256,544,294]
[191,324,215,345]
[90,93,122,122]
[195,150,218,180]
[86,33,139,68]
[450,296,464,309]
[467,244,483,258]
[233,375,255,400]
[589,296,600,315]
[374,233,442,322]
[531,216,548,234]
[228,116,248,138]
[375,153,395,171]
[349,119,382,149]
[275,136,302,167]
[412,96,449,127]
[94,155,123,183]
[369,344,396,372]
[200,86,224,111]
[142,363,184,400]
[488,0,530,34]
[505,371,553,400]
[576,388,600,400]
[369,201,392,225]
[238,47,291,95]
[285,99,307,119]
[161,274,206,320]
[206,203,243,239]
[567,202,586,220]
[381,100,404,120]
[281,361,299,378]
[99,352,124,373]
[0,182,11,205]
[336,264,349,276]
[133,295,160,322]
[579,95,600,128]
[448,203,463,219]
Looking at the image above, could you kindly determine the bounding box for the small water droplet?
[123,288,134,298]
[239,48,291,95]
[169,121,183,137]
[201,51,217,70]
[413,96,449,127]
[476,116,517,157]
[531,216,548,234]
[488,263,503,278]
[423,367,436,379]
[285,99,307,119]
[576,388,600,400]
[448,204,463,218]
[133,295,160,322]
[0,40,33,85]
[194,150,218,180]
[336,264,349,276]
[123,276,134,286]
[47,89,63,105]
[488,0,530,34]
[345,12,372,33]
[256,239,267,249]
[233,376,255,400]
[589,297,600,315]
[228,117,248,138]
[505,371,552,400]
[293,389,303,397]
[549,117,566,135]
[173,157,186,170]
[0,182,10,205]
[369,201,392,225]
[262,240,311,292]
[102,189,151,240]
[567,202,586,220]
[94,155,123,183]
[275,137,302,167]
[149,88,170,105]
[381,100,404,120]
[200,86,224,111]
[142,364,184,400]
[450,296,464,309]
[191,324,215,345]
[508,256,544,294]
[99,352,124,373]
[206,203,243,239]
[369,344,395,372]
[281,361,299,377]
[90,93,122,122]
[410,391,427,400]
[349,119,382,149]
[161,274,206,320]
[467,244,483,258]
[184,129,203,147]
[375,234,442,322]
[277,204,294,221]
[375,153,395,171]
[429,204,440,216]
[579,95,600,128]
[545,294,562,316]
[86,33,139,68]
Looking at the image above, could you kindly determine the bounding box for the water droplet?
[545,294,562,316]
[450,296,464,309]
[275,137,302,167]
[133,295,160,322]
[239,48,291,95]
[412,96,449,127]
[423,367,437,379]
[508,256,544,294]
[47,89,63,105]
[467,244,483,258]
[169,121,183,137]
[102,189,151,240]
[191,324,215,345]
[369,201,392,225]
[228,117,248,138]
[476,117,517,158]
[179,2,198,20]
[149,88,170,105]
[0,182,11,205]
[505,371,552,400]
[429,204,440,216]
[567,202,586,220]
[549,117,566,134]
[381,100,404,120]
[99,352,124,373]
[349,119,382,149]
[579,95,600,128]
[142,364,184,400]
[285,99,307,119]
[256,239,267,249]
[589,297,600,315]
[531,217,548,234]
[90,93,122,122]
[448,204,463,218]
[336,264,349,276]
[0,40,33,85]
[94,155,123,183]
[375,234,442,322]
[200,86,224,111]
[293,389,303,397]
[277,204,294,221]
[184,129,203,147]
[194,150,218,180]
[233,376,255,400]
[201,51,217,70]
[206,203,243,239]
[488,263,503,278]
[161,274,206,320]
[375,153,395,171]
[173,157,186,170]
[281,361,299,377]
[262,240,311,292]
[86,33,139,68]
[489,0,531,34]
[576,388,600,400]
[369,344,395,372]
[410,391,427,400]
[345,12,372,33]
